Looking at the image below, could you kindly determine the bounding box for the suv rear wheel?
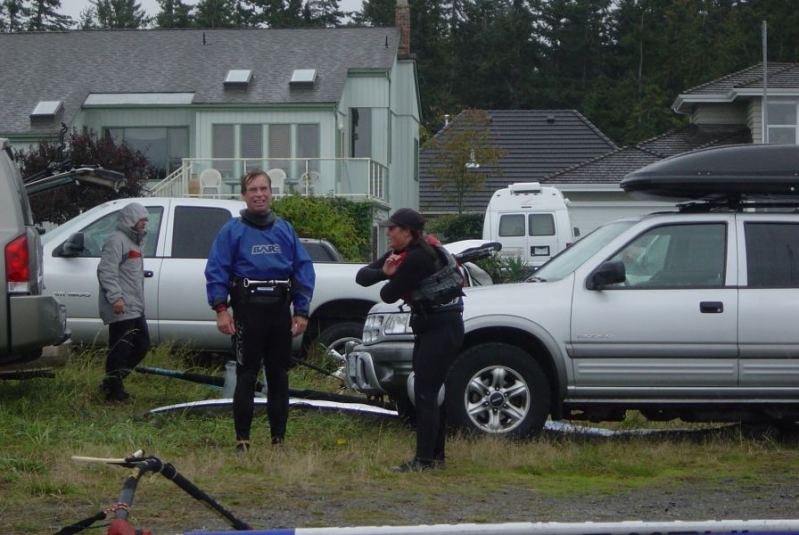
[447,343,550,438]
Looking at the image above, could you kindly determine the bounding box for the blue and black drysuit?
[205,210,315,443]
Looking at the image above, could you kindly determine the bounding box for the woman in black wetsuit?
[356,208,464,472]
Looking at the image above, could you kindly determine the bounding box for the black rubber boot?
[101,377,130,402]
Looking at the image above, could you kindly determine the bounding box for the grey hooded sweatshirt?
[97,202,149,325]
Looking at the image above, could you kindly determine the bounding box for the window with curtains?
[106,127,188,178]
[240,124,263,173]
[297,124,320,172]
[208,123,322,180]
[211,124,235,178]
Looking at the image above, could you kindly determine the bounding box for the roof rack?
[677,196,799,213]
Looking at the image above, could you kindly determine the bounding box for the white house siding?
[747,99,763,143]
[389,60,421,211]
[690,103,747,125]
[555,187,675,237]
[339,74,392,168]
[78,108,196,155]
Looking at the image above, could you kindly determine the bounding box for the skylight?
[290,69,317,85]
[225,69,252,85]
[30,100,63,117]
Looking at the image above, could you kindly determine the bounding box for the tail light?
[6,233,30,293]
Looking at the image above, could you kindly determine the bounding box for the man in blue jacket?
[205,169,315,452]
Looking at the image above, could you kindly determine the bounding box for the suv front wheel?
[447,343,550,439]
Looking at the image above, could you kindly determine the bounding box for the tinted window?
[302,241,338,262]
[607,223,726,289]
[499,214,524,237]
[76,206,163,257]
[745,223,799,288]
[529,213,555,236]
[172,206,232,259]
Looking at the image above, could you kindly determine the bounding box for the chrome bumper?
[344,340,413,396]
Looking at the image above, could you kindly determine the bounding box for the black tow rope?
[53,510,106,535]
[55,450,252,534]
[0,368,55,381]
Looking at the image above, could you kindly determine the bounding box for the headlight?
[383,312,412,335]
[361,312,412,344]
[362,314,383,345]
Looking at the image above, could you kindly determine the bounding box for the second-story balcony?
[147,157,389,205]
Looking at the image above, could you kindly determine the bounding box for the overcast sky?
[61,0,364,23]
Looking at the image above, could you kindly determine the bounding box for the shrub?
[272,195,369,261]
[426,213,483,242]
[475,254,536,284]
[15,128,151,225]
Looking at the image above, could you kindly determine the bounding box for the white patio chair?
[266,168,287,195]
[302,170,321,196]
[199,168,222,197]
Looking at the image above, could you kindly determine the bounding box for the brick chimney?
[396,0,411,58]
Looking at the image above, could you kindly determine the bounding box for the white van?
[482,182,573,266]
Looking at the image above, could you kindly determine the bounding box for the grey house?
[542,62,799,234]
[419,109,617,216]
[424,63,799,236]
[0,4,420,222]
[546,124,750,235]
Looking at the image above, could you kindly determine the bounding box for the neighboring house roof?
[420,109,618,214]
[673,62,799,113]
[544,124,752,186]
[0,28,400,136]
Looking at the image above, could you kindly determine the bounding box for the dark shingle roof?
[543,124,752,185]
[638,124,752,158]
[419,109,617,214]
[0,28,399,136]
[544,146,660,185]
[680,62,799,95]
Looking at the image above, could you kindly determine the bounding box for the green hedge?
[426,213,483,242]
[272,195,372,261]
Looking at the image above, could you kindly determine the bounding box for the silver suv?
[0,139,68,366]
[346,144,799,438]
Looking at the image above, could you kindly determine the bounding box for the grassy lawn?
[1,346,797,533]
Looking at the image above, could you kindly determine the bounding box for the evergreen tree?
[77,6,96,29]
[352,0,393,26]
[155,0,194,28]
[194,0,236,28]
[302,0,343,27]
[2,0,31,31]
[451,0,541,110]
[91,0,149,28]
[255,0,303,28]
[27,0,72,30]
[409,0,452,133]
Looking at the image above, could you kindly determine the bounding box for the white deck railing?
[146,157,388,204]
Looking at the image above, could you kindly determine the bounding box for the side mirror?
[586,261,625,290]
[58,232,85,257]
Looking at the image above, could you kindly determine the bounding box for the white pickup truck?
[40,197,382,355]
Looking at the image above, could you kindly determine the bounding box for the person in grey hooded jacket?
[97,202,150,401]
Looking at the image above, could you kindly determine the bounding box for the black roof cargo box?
[621,144,799,201]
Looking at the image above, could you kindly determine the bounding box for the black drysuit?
[356,241,464,463]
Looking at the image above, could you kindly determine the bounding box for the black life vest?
[410,245,465,308]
